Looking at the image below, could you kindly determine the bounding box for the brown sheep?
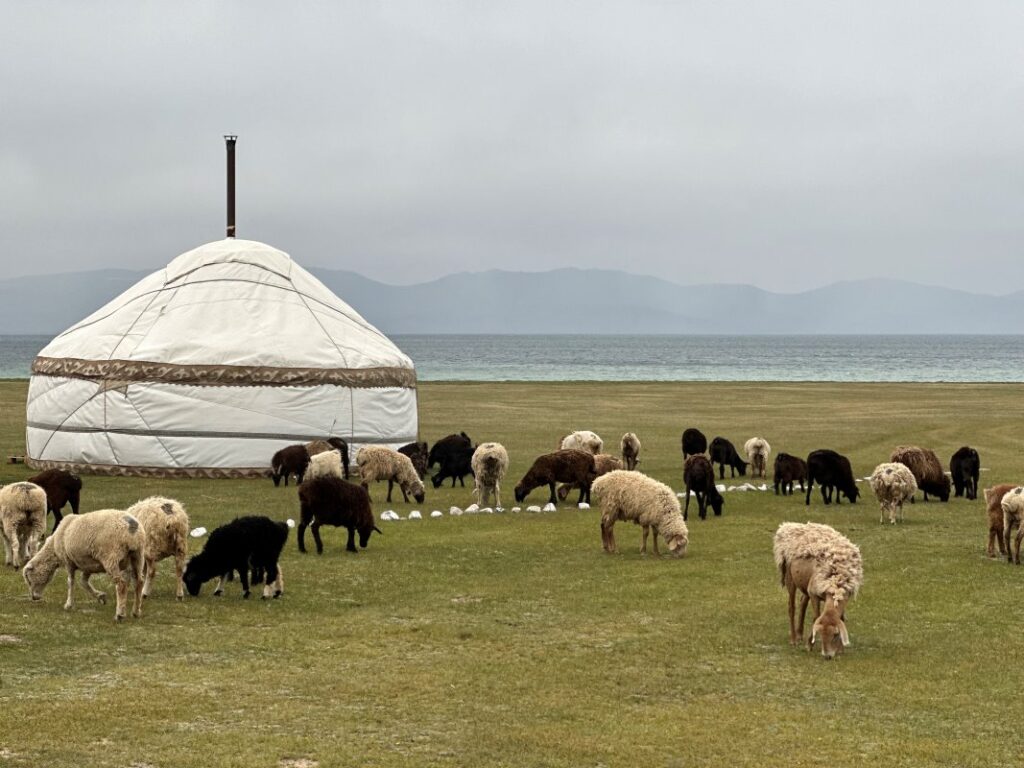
[889,446,951,502]
[557,454,622,501]
[514,450,597,505]
[27,469,82,531]
[298,476,381,555]
[271,444,310,486]
[984,484,1014,558]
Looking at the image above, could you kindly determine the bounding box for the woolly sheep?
[0,482,47,569]
[620,433,641,471]
[773,522,863,660]
[298,476,380,554]
[1000,487,1024,565]
[557,454,622,501]
[126,496,190,600]
[889,446,951,502]
[515,450,597,505]
[983,484,1014,558]
[307,449,345,481]
[559,430,604,455]
[306,438,351,479]
[471,442,509,508]
[869,463,918,525]
[592,470,689,557]
[23,509,146,621]
[356,445,426,503]
[743,437,771,479]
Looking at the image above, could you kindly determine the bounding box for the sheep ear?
[809,622,819,648]
[839,621,850,647]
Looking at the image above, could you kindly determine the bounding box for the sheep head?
[665,533,688,558]
[22,540,60,600]
[808,600,850,660]
[514,483,529,503]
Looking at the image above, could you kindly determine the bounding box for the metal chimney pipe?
[224,135,237,238]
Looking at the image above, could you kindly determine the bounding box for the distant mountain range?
[0,266,1019,335]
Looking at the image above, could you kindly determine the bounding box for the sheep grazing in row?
[184,516,288,599]
[709,437,748,479]
[428,432,474,488]
[681,428,707,459]
[620,433,641,470]
[744,437,771,479]
[560,430,604,455]
[773,453,807,496]
[805,449,859,506]
[307,449,345,481]
[983,485,1014,558]
[298,476,380,554]
[23,509,146,621]
[356,445,426,503]
[593,470,688,557]
[27,469,82,531]
[0,481,47,569]
[773,522,863,660]
[399,441,430,479]
[126,496,189,600]
[557,454,622,501]
[949,446,980,500]
[306,438,350,479]
[682,455,724,521]
[271,444,310,487]
[471,442,509,508]
[869,463,918,525]
[514,449,597,505]
[1001,487,1024,565]
[889,446,950,502]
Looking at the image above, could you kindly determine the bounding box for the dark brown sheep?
[26,469,82,531]
[298,476,381,555]
[890,446,951,502]
[681,428,707,458]
[270,444,310,487]
[949,446,980,500]
[514,449,597,505]
[709,436,748,479]
[683,455,724,521]
[399,441,430,479]
[773,453,808,496]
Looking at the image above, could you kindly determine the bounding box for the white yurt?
[26,238,418,477]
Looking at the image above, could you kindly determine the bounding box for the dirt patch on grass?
[0,635,22,645]
[279,759,319,768]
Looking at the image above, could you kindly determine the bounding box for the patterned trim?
[31,356,417,390]
[25,457,272,479]
[26,422,416,444]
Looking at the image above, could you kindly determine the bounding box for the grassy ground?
[1,379,1024,767]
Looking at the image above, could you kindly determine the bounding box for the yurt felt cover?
[26,239,418,477]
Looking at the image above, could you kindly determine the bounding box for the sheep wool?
[1000,486,1024,565]
[773,522,863,605]
[357,445,426,503]
[0,481,47,569]
[869,463,918,524]
[307,449,344,481]
[471,442,510,509]
[620,433,641,471]
[743,437,771,479]
[560,430,604,455]
[126,496,190,599]
[592,470,688,557]
[890,445,951,501]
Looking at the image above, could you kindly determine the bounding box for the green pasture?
[1,379,1023,767]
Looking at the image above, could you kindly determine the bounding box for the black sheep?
[183,516,288,598]
[27,469,82,531]
[949,446,980,500]
[683,454,724,521]
[270,444,310,487]
[399,441,430,479]
[298,476,381,554]
[681,428,708,459]
[428,433,474,487]
[431,443,474,489]
[709,437,748,479]
[805,449,860,506]
[773,453,808,496]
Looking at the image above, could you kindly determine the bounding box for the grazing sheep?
[306,449,344,481]
[428,433,473,487]
[557,454,622,501]
[773,453,808,496]
[592,470,689,557]
[869,463,918,524]
[773,522,863,660]
[559,430,604,455]
[0,482,47,569]
[709,437,748,479]
[357,445,426,503]
[950,447,981,500]
[805,450,860,506]
[683,455,724,521]
[1001,487,1024,565]
[271,444,310,487]
[514,450,597,505]
[298,476,380,554]
[126,496,189,600]
[399,441,430,479]
[743,437,771,479]
[681,428,707,459]
[983,484,1015,558]
[889,446,951,502]
[620,433,641,471]
[23,509,146,621]
[431,442,475,490]
[471,442,510,508]
[306,438,351,479]
[27,469,82,531]
[183,516,288,598]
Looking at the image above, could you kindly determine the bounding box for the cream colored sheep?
[356,445,426,503]
[559,430,604,455]
[23,509,146,621]
[1000,486,1024,565]
[773,522,863,660]
[620,433,641,471]
[471,442,509,508]
[869,462,918,524]
[307,449,344,481]
[126,496,189,600]
[0,482,47,569]
[592,470,688,557]
[744,437,771,479]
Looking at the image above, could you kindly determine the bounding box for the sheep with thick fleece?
[620,433,641,471]
[744,437,771,479]
[560,430,604,455]
[471,442,509,508]
[356,445,426,503]
[126,496,189,600]
[593,470,689,558]
[773,522,863,660]
[889,446,951,502]
[557,454,622,501]
[515,450,597,505]
[0,482,47,569]
[307,449,344,481]
[23,509,146,621]
[1000,486,1024,565]
[869,463,918,525]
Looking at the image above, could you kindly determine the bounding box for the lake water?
[6,334,1023,382]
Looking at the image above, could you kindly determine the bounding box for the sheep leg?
[311,521,326,555]
[399,484,410,503]
[2,520,21,568]
[1015,528,1024,566]
[719,464,725,480]
[238,566,251,598]
[786,583,799,645]
[51,508,63,532]
[548,483,557,505]
[1,530,12,567]
[64,567,77,610]
[804,478,813,507]
[601,520,617,554]
[213,574,228,596]
[641,525,649,555]
[297,517,310,554]
[174,554,185,601]
[129,550,144,618]
[260,563,279,599]
[1005,519,1016,564]
[110,571,129,621]
[81,572,107,604]
[142,557,156,598]
[651,529,661,557]
[683,491,691,521]
[450,476,457,488]
[577,485,588,505]
[386,480,394,503]
[345,525,358,553]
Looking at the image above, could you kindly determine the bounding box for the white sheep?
[126,496,190,600]
[306,449,344,481]
[0,481,47,569]
[1000,486,1024,565]
[620,432,641,471]
[869,462,918,524]
[471,442,509,508]
[23,509,146,621]
[560,430,604,455]
[592,470,688,557]
[743,437,771,479]
[356,445,426,503]
[773,522,863,659]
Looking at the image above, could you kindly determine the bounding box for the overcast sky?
[2,2,1022,292]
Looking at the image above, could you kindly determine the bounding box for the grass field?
[2,379,1024,767]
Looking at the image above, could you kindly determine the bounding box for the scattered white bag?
[542,502,557,512]
[449,506,464,516]
[189,526,207,538]
[527,505,542,513]
[285,518,296,528]
[465,503,480,513]
[511,507,522,513]
[716,484,726,492]
[408,510,422,520]
[430,510,443,518]
[495,507,505,513]
[578,502,590,510]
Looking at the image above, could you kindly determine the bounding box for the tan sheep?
[559,430,604,455]
[592,470,688,557]
[307,449,344,481]
[23,509,146,621]
[1000,486,1024,565]
[983,484,1015,558]
[356,445,426,503]
[557,454,623,501]
[471,442,509,508]
[773,522,863,660]
[743,437,771,479]
[0,481,47,569]
[126,496,190,600]
[620,433,641,471]
[869,462,918,524]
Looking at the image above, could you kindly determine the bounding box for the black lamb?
[805,449,860,506]
[183,516,288,598]
[708,436,748,479]
[298,476,381,554]
[681,428,708,458]
[949,446,980,500]
[270,444,310,487]
[428,433,474,487]
[683,454,724,521]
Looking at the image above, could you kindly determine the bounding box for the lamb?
[306,438,351,479]
[889,446,951,502]
[743,437,771,479]
[0,482,47,569]
[773,522,863,660]
[773,453,807,496]
[869,463,918,524]
[399,441,430,479]
[27,469,82,531]
[23,509,146,621]
[559,430,604,455]
[514,449,597,505]
[356,445,426,503]
[306,449,345,481]
[271,444,310,486]
[126,496,189,600]
[708,437,748,479]
[1001,487,1024,565]
[298,476,380,554]
[556,454,622,501]
[471,442,509,508]
[950,446,981,500]
[183,516,288,598]
[620,433,641,471]
[984,484,1014,558]
[683,455,724,521]
[681,428,707,458]
[804,449,860,506]
[428,433,474,488]
[592,470,689,557]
